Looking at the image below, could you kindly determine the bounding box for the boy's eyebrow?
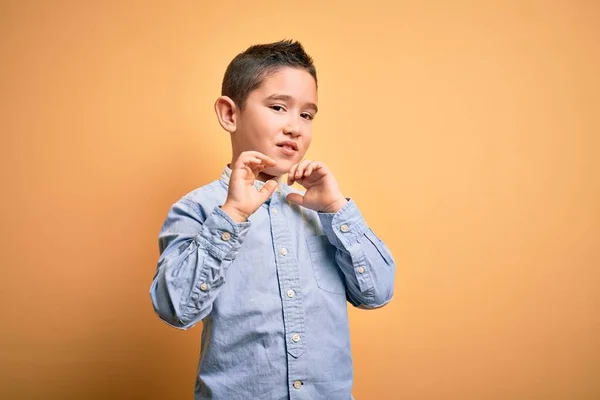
[266,94,318,113]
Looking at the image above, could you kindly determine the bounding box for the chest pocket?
[306,235,346,295]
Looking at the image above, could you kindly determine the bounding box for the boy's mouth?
[276,143,298,157]
[276,141,298,151]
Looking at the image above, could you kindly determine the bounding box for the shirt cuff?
[318,198,368,249]
[196,205,251,260]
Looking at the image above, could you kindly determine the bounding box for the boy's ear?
[214,96,238,133]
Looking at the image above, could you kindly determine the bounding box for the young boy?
[150,40,396,400]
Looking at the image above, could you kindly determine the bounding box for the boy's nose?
[283,119,301,137]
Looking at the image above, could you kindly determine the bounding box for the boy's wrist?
[321,197,348,214]
[221,202,249,223]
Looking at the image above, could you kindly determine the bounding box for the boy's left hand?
[286,160,348,213]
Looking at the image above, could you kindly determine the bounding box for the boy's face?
[231,67,318,179]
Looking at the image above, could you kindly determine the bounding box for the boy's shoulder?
[174,179,227,210]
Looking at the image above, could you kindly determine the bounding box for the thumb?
[258,179,278,201]
[286,193,304,206]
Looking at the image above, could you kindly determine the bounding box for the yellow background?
[1,1,598,399]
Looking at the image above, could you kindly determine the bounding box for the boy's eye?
[301,112,314,121]
[270,105,286,112]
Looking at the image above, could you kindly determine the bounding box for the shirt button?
[200,282,208,291]
[272,209,278,216]
[221,232,231,241]
[287,289,295,298]
[340,224,349,232]
[357,266,365,274]
[280,248,288,256]
[293,380,302,389]
[291,333,300,343]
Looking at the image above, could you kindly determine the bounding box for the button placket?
[269,194,306,361]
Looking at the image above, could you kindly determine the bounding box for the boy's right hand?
[221,151,278,222]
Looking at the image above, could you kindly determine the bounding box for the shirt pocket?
[306,235,346,295]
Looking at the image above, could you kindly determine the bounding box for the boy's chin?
[262,166,286,178]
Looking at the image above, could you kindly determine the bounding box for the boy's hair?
[221,39,317,110]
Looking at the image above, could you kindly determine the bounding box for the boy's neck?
[257,171,280,182]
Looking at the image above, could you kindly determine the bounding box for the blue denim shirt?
[150,167,396,400]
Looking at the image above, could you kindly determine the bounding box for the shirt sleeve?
[318,199,396,308]
[150,199,251,329]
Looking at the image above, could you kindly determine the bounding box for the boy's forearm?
[151,202,251,328]
[318,199,396,308]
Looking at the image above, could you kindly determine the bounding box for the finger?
[235,155,273,174]
[249,165,266,175]
[294,160,310,182]
[295,159,312,179]
[288,163,300,185]
[238,162,262,178]
[234,155,259,169]
[286,193,304,206]
[240,151,275,165]
[258,179,278,201]
[304,161,321,177]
